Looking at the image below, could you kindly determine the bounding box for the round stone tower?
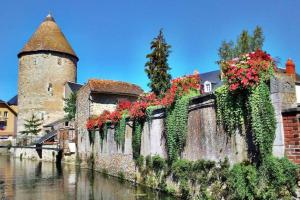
[17,14,78,135]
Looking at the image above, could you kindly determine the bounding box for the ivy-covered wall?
[77,94,248,180]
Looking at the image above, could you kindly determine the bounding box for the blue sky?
[0,0,300,101]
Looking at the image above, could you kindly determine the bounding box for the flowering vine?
[221,49,276,91]
[86,73,201,161]
[216,49,277,163]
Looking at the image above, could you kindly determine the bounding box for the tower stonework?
[17,14,78,136]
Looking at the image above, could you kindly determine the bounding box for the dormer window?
[204,81,212,93]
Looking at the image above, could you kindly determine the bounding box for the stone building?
[17,14,78,137]
[76,79,143,134]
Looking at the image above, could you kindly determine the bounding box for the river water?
[0,156,173,200]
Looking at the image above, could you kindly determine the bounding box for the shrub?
[152,154,166,174]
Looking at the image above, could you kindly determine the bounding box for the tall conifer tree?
[236,30,251,55]
[251,26,264,51]
[145,29,172,96]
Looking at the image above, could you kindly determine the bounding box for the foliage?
[227,157,298,200]
[145,29,172,96]
[99,122,109,148]
[152,154,166,174]
[215,50,276,160]
[251,26,264,51]
[132,119,144,159]
[63,92,77,121]
[218,26,264,62]
[166,95,191,163]
[118,171,125,182]
[145,155,153,170]
[20,114,42,136]
[221,50,276,91]
[86,73,201,165]
[215,85,247,135]
[114,114,127,150]
[236,30,251,55]
[249,83,276,161]
[135,155,144,170]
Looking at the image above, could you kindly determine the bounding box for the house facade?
[0,100,17,139]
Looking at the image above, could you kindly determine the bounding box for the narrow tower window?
[58,58,62,65]
[47,83,53,96]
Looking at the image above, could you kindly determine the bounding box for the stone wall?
[18,52,77,135]
[77,94,249,183]
[90,94,136,116]
[13,144,59,162]
[271,74,297,157]
[282,107,300,164]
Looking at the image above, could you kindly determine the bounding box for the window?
[40,112,46,120]
[33,58,37,65]
[47,83,53,96]
[0,121,7,130]
[3,112,8,118]
[204,81,212,93]
[65,121,69,127]
[58,58,62,65]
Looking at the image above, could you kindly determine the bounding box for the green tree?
[218,26,264,62]
[236,30,251,55]
[145,29,172,96]
[20,114,42,136]
[64,92,77,121]
[251,26,264,51]
[218,41,235,62]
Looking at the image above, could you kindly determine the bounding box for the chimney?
[285,58,296,80]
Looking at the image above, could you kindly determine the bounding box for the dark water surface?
[0,156,173,200]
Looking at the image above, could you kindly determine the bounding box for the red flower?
[117,100,131,111]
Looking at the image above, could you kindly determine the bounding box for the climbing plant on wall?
[86,73,201,162]
[215,49,276,161]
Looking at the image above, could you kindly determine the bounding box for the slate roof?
[18,14,78,60]
[66,82,82,93]
[87,79,144,96]
[7,95,17,105]
[200,70,222,89]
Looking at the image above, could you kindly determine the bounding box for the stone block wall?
[271,74,297,157]
[18,52,77,135]
[77,94,249,182]
[14,145,59,162]
[282,107,300,164]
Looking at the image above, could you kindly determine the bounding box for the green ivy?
[132,119,144,159]
[249,82,276,161]
[114,115,127,150]
[215,85,248,135]
[99,123,109,148]
[166,92,198,163]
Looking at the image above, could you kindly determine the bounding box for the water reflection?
[0,156,173,200]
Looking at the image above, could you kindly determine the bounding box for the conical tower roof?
[18,14,78,60]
